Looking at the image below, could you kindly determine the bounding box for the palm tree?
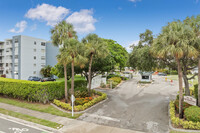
[82,34,108,96]
[64,39,87,96]
[184,15,200,106]
[57,48,72,102]
[51,20,77,47]
[152,21,198,118]
[51,20,77,102]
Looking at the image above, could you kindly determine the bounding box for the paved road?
[78,75,178,133]
[0,116,49,133]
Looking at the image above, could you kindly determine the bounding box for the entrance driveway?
[78,75,178,133]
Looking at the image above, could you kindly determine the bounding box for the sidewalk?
[0,102,144,133]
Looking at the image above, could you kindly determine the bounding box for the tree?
[184,15,200,104]
[104,39,128,71]
[50,20,77,102]
[129,29,157,71]
[82,34,108,96]
[57,47,72,102]
[65,38,87,97]
[40,65,52,77]
[152,21,198,118]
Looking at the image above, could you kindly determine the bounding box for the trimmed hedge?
[0,78,87,103]
[53,91,107,112]
[185,106,200,122]
[170,101,200,130]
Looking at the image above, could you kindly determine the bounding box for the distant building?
[140,72,153,82]
[0,35,59,80]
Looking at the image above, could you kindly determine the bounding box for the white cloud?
[66,9,97,34]
[9,21,27,33]
[129,0,141,2]
[30,24,37,31]
[25,3,70,26]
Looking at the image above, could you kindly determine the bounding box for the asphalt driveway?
[78,75,178,133]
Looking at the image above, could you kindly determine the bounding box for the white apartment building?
[0,35,59,80]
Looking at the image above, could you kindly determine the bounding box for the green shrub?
[0,78,87,103]
[100,82,106,88]
[53,91,107,111]
[108,77,121,84]
[108,81,118,89]
[174,100,192,113]
[107,74,120,79]
[0,78,65,103]
[74,87,89,98]
[185,106,200,122]
[170,101,200,130]
[67,79,87,89]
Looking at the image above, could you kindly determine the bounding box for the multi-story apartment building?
[0,35,59,80]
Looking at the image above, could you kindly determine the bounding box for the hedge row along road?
[78,75,179,133]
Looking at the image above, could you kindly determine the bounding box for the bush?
[185,106,200,122]
[100,82,106,88]
[53,90,107,111]
[67,79,87,89]
[108,77,121,84]
[75,97,93,105]
[0,78,65,104]
[0,78,87,103]
[174,100,192,113]
[107,74,120,79]
[74,87,89,98]
[170,101,200,130]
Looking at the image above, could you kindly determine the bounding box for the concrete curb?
[50,97,109,114]
[168,102,200,132]
[0,113,61,133]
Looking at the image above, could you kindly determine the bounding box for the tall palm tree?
[82,34,108,96]
[184,15,200,106]
[51,20,77,102]
[57,48,72,102]
[64,39,87,96]
[152,21,198,118]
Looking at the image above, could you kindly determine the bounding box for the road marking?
[83,113,120,122]
[0,115,51,133]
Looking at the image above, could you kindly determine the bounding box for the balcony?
[0,53,3,56]
[0,67,4,71]
[0,45,4,50]
[0,60,3,63]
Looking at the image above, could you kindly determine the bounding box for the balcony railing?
[0,53,3,56]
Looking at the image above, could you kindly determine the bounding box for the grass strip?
[0,97,82,119]
[0,108,63,129]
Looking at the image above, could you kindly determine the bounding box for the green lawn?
[170,131,200,133]
[167,74,198,85]
[0,97,82,119]
[0,108,62,129]
[56,75,85,82]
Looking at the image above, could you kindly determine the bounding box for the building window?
[41,56,45,60]
[41,49,45,53]
[6,63,8,67]
[34,56,36,60]
[34,41,36,45]
[6,42,9,45]
[41,42,45,46]
[14,64,18,67]
[34,64,36,67]
[15,55,18,59]
[34,49,36,52]
[33,71,36,74]
[14,39,18,43]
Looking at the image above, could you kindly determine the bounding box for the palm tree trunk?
[88,54,93,96]
[182,72,190,96]
[177,58,183,118]
[64,64,68,103]
[198,57,200,106]
[71,57,75,96]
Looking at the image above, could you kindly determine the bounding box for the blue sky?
[0,0,200,52]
